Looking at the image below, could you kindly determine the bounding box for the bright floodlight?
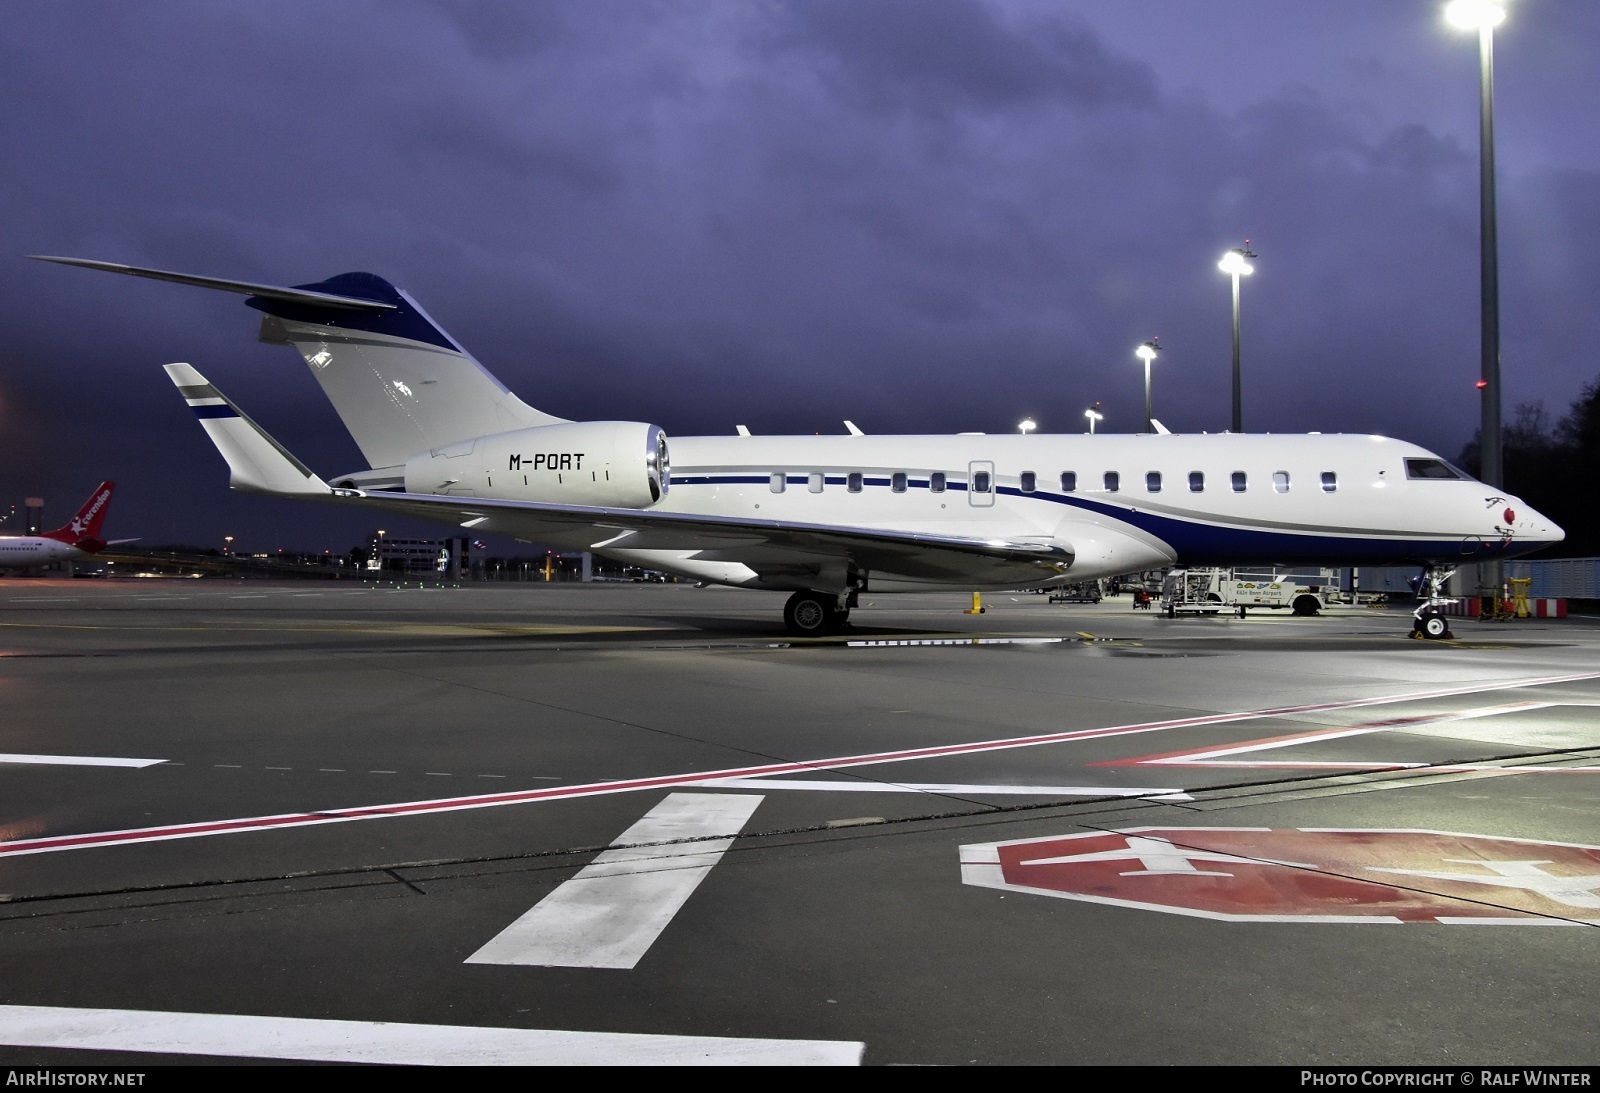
[1135,343,1157,363]
[1446,0,1506,30]
[1218,249,1254,277]
[1084,407,1103,434]
[1018,418,1036,435]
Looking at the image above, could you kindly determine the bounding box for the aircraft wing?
[337,489,1073,584]
[165,364,1072,586]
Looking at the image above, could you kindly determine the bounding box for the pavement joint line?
[5,669,1599,859]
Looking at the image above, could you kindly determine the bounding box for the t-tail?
[29,257,568,482]
[41,481,115,551]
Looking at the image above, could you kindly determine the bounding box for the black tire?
[1292,594,1321,617]
[1237,605,1247,619]
[784,591,838,636]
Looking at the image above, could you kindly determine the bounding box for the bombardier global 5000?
[32,256,1564,636]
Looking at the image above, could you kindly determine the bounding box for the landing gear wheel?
[784,591,838,637]
[1412,609,1452,640]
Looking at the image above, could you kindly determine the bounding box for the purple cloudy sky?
[1,1,1596,553]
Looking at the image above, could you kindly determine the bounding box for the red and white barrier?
[1437,597,1565,618]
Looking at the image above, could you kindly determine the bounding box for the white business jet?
[31,257,1564,636]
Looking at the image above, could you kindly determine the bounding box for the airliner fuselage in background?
[30,256,1564,635]
[0,482,117,569]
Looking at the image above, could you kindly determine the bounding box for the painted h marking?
[466,793,764,970]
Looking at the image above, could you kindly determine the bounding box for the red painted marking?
[968,827,1600,923]
[5,670,1599,858]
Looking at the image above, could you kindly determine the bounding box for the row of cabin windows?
[1052,470,1337,494]
[769,470,1340,495]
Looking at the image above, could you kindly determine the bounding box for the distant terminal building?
[365,534,597,581]
[368,535,468,577]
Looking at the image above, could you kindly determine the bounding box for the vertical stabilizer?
[41,482,115,547]
[249,273,567,469]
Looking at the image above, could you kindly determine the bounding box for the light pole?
[1084,404,1103,434]
[223,535,233,556]
[1447,0,1507,602]
[1218,244,1256,433]
[1018,418,1037,436]
[1135,339,1160,433]
[1446,0,1504,494]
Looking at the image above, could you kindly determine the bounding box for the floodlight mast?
[1218,244,1256,433]
[1446,0,1507,599]
[1135,340,1160,434]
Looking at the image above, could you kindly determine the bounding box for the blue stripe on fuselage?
[667,474,1538,565]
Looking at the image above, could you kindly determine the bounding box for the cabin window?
[1060,471,1077,492]
[1104,471,1120,493]
[847,472,863,493]
[1146,471,1161,493]
[972,471,993,493]
[769,473,785,494]
[1405,457,1464,480]
[1273,471,1290,493]
[1020,471,1036,493]
[1189,471,1204,493]
[808,473,824,494]
[1231,471,1247,493]
[1321,471,1337,493]
[931,472,946,493]
[892,472,907,493]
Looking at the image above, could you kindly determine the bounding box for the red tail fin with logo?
[40,482,115,551]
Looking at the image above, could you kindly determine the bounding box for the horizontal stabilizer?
[29,256,395,311]
[164,363,330,497]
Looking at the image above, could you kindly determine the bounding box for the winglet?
[164,363,330,496]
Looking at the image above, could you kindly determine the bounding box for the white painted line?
[0,753,164,768]
[689,778,1190,800]
[0,1005,862,1066]
[467,793,764,970]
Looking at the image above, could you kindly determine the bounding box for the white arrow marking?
[1022,835,1315,877]
[1368,860,1600,909]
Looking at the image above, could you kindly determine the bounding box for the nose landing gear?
[1410,565,1457,641]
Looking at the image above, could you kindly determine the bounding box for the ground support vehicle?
[1049,579,1103,604]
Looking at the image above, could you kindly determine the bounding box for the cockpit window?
[1405,458,1464,481]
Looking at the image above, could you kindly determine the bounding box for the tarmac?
[0,578,1596,1066]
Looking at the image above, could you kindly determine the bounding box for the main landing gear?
[1410,564,1456,641]
[783,589,854,637]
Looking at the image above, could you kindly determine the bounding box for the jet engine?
[402,421,669,507]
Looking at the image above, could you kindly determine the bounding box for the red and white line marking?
[4,670,1598,858]
[1100,700,1600,772]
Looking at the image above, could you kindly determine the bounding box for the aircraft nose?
[1512,499,1564,544]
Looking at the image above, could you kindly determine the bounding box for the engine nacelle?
[403,421,669,507]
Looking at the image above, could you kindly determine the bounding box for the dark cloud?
[0,1,1594,552]
[780,0,1156,114]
